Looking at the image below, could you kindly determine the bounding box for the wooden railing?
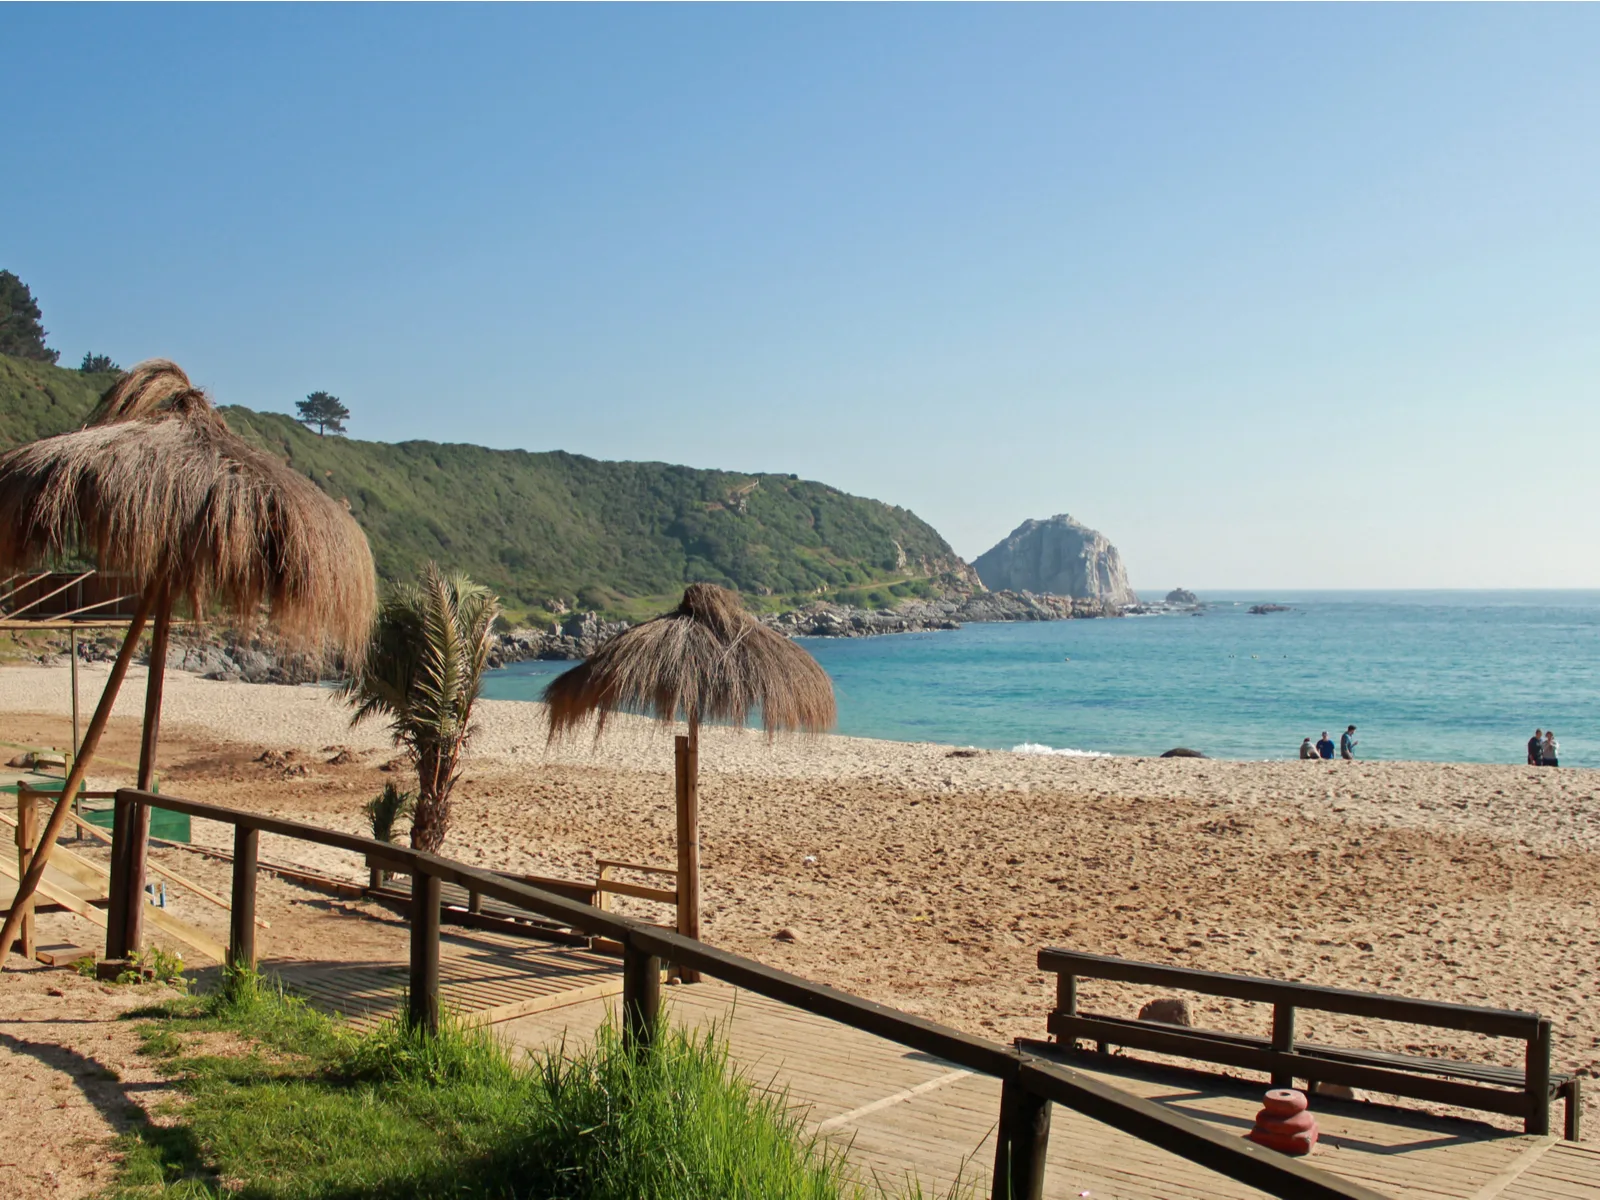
[1036,948,1581,1141]
[108,788,1390,1200]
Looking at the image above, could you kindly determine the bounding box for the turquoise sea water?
[481,591,1600,766]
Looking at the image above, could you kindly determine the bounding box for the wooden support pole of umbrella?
[0,583,156,963]
[675,718,701,982]
[107,583,173,958]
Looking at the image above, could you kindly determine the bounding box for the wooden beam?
[621,936,661,1053]
[13,785,38,959]
[229,827,259,972]
[597,879,679,905]
[121,590,173,955]
[1527,1018,1552,1135]
[1038,947,1541,1038]
[408,870,440,1034]
[674,731,700,983]
[991,1077,1051,1200]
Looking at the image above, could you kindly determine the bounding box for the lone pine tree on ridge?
[296,390,350,436]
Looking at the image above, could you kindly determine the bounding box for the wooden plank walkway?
[1499,1140,1600,1200]
[498,982,1599,1200]
[271,927,624,1030]
[262,904,1598,1199]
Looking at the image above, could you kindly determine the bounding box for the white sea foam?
[1010,742,1110,757]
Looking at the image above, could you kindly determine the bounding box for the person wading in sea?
[1528,729,1544,765]
[1340,725,1358,760]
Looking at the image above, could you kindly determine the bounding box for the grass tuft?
[107,969,877,1199]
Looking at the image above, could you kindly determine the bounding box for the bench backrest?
[1039,948,1542,1038]
[1037,947,1562,1137]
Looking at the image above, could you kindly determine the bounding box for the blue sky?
[6,5,1598,590]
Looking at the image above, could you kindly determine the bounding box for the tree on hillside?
[79,352,121,374]
[341,564,500,854]
[0,271,60,363]
[296,390,350,436]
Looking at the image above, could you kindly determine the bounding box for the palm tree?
[343,563,499,853]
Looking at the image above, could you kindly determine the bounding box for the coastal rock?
[1248,604,1291,615]
[972,515,1137,605]
[1160,748,1206,758]
[1165,588,1198,605]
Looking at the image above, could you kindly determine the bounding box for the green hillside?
[0,354,969,620]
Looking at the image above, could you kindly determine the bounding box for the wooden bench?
[1034,948,1581,1141]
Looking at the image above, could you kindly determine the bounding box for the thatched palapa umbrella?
[0,360,376,967]
[543,583,834,979]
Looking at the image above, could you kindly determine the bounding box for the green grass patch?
[107,970,927,1200]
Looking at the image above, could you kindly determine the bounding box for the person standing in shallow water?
[1316,731,1334,760]
[1542,731,1559,767]
[1340,725,1358,760]
[1528,729,1544,765]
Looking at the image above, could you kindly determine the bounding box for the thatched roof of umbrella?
[543,583,835,740]
[0,359,378,968]
[0,359,375,655]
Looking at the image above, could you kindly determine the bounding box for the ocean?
[481,591,1600,767]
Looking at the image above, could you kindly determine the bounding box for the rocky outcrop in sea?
[762,590,1120,638]
[971,514,1137,605]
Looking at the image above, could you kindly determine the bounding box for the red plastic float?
[1246,1088,1318,1156]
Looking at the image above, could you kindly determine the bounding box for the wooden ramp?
[0,830,225,963]
[271,927,624,1031]
[500,981,1600,1200]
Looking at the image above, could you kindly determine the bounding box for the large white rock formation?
[971,514,1136,604]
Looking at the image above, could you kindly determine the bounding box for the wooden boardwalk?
[271,928,623,1030]
[496,981,1600,1200]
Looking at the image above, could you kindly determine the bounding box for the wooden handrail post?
[228,827,259,971]
[13,784,39,960]
[1526,1017,1552,1135]
[123,589,172,957]
[105,791,139,959]
[408,870,441,1035]
[1270,1004,1296,1090]
[1057,973,1077,1017]
[991,1077,1051,1200]
[621,935,661,1054]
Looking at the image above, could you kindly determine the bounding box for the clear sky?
[6,5,1598,591]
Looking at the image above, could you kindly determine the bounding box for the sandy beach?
[4,663,1597,1139]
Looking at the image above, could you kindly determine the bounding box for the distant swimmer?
[1316,732,1334,760]
[1542,730,1559,767]
[1340,725,1358,760]
[1299,737,1318,760]
[1528,729,1544,765]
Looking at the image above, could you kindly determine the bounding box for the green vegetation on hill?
[0,353,968,620]
[0,353,117,447]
